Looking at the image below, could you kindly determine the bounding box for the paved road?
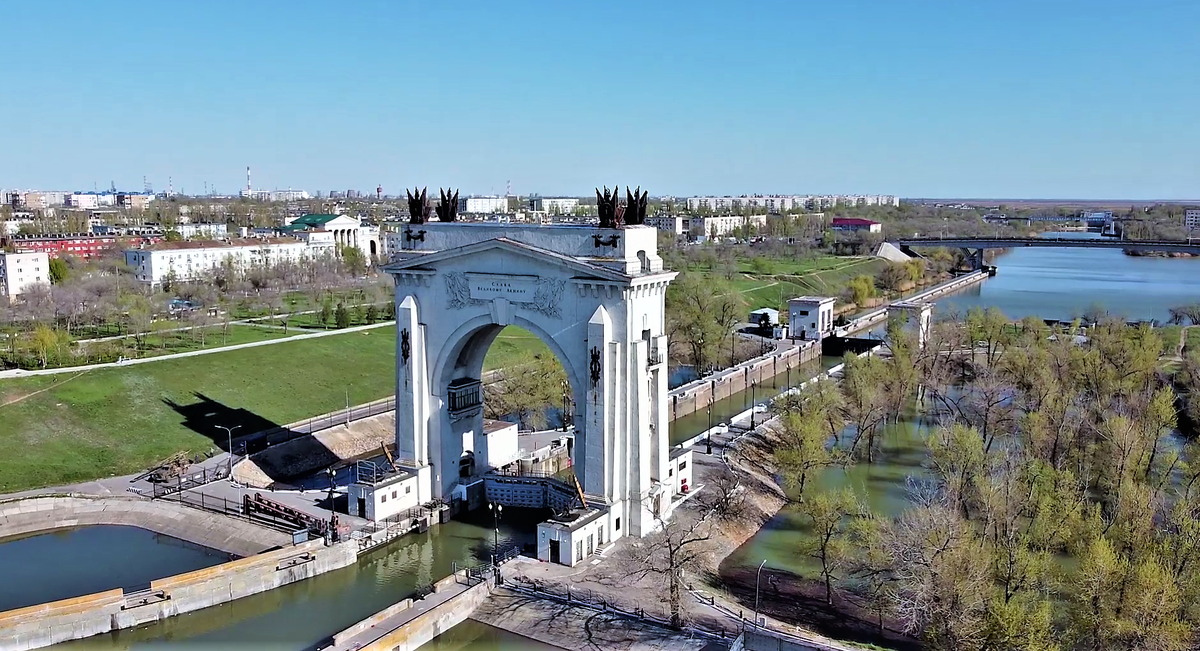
[0,321,395,380]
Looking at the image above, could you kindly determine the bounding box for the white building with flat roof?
[0,251,50,299]
[687,214,767,238]
[645,215,686,235]
[462,196,509,214]
[123,238,311,286]
[1185,208,1200,231]
[173,223,229,240]
[788,296,836,341]
[541,198,579,214]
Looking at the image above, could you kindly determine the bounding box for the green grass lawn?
[483,327,553,372]
[130,324,291,356]
[0,328,398,492]
[1187,326,1200,356]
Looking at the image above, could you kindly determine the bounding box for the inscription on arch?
[444,271,566,318]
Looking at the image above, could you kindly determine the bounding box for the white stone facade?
[123,238,312,285]
[0,251,50,299]
[788,296,835,341]
[384,223,676,540]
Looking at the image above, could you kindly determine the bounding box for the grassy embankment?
[0,325,557,492]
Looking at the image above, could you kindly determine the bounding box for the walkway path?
[0,321,395,380]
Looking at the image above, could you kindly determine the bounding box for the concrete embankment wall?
[0,537,357,651]
[0,494,288,557]
[838,270,988,336]
[668,340,821,421]
[324,574,492,651]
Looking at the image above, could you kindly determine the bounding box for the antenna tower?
[506,180,512,196]
[168,177,174,196]
[143,176,150,193]
[246,166,252,192]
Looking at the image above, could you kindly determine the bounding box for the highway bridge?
[895,237,1200,269]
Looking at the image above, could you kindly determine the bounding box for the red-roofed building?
[0,233,162,260]
[831,217,882,233]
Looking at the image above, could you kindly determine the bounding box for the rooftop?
[290,214,351,228]
[789,296,836,304]
[831,217,881,226]
[139,237,300,251]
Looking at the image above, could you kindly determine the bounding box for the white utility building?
[0,251,50,299]
[788,296,836,341]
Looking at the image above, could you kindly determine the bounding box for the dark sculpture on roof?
[435,188,459,222]
[596,185,623,229]
[406,187,431,225]
[625,186,648,225]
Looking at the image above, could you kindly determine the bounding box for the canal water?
[0,526,230,613]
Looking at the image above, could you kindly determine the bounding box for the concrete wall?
[340,574,492,651]
[668,341,820,421]
[0,538,357,651]
[0,494,288,557]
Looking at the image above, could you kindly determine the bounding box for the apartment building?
[0,251,50,299]
[123,238,311,285]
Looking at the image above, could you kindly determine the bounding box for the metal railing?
[231,397,397,456]
[150,462,233,498]
[153,488,300,533]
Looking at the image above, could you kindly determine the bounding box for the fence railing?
[232,397,396,456]
[153,488,301,534]
[150,462,233,498]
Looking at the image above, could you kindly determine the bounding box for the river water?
[937,231,1200,323]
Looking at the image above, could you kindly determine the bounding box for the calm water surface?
[0,525,228,612]
[938,231,1200,322]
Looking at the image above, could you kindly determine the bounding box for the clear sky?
[1,0,1197,199]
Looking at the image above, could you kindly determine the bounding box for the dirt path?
[0,370,89,408]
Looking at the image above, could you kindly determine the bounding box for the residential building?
[686,214,767,239]
[0,251,50,299]
[831,217,882,233]
[116,192,156,210]
[1,214,36,236]
[686,194,898,212]
[1185,208,1200,231]
[66,192,118,209]
[645,215,686,235]
[5,191,69,209]
[123,238,311,285]
[239,189,311,201]
[541,197,579,214]
[788,296,835,341]
[461,195,509,214]
[172,222,229,239]
[1,233,155,259]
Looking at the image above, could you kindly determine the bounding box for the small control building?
[788,296,835,341]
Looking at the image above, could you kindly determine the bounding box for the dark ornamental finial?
[406,187,431,224]
[435,188,459,222]
[625,186,648,225]
[596,185,623,229]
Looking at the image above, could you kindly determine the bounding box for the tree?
[320,300,333,327]
[334,302,350,329]
[773,379,846,498]
[30,324,64,368]
[799,488,863,605]
[339,245,367,276]
[48,258,69,285]
[483,354,567,430]
[847,275,875,306]
[365,304,379,324]
[607,473,744,628]
[665,272,741,371]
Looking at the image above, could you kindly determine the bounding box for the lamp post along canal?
[754,559,767,629]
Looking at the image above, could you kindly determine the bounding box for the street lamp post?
[754,559,767,629]
[488,502,504,563]
[750,378,757,429]
[215,425,242,476]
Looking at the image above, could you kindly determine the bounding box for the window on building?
[668,467,673,476]
[406,485,412,494]
[381,494,387,503]
[392,491,397,499]
[678,461,687,471]
[576,540,583,562]
[614,517,621,531]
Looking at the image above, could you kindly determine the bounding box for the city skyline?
[1,0,1197,199]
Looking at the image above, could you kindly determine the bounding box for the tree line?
[769,310,1200,650]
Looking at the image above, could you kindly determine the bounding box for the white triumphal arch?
[383,221,677,539]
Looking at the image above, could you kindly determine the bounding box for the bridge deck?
[896,237,1200,254]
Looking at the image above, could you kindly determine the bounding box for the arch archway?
[384,224,676,539]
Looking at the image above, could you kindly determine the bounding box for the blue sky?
[1,0,1197,199]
